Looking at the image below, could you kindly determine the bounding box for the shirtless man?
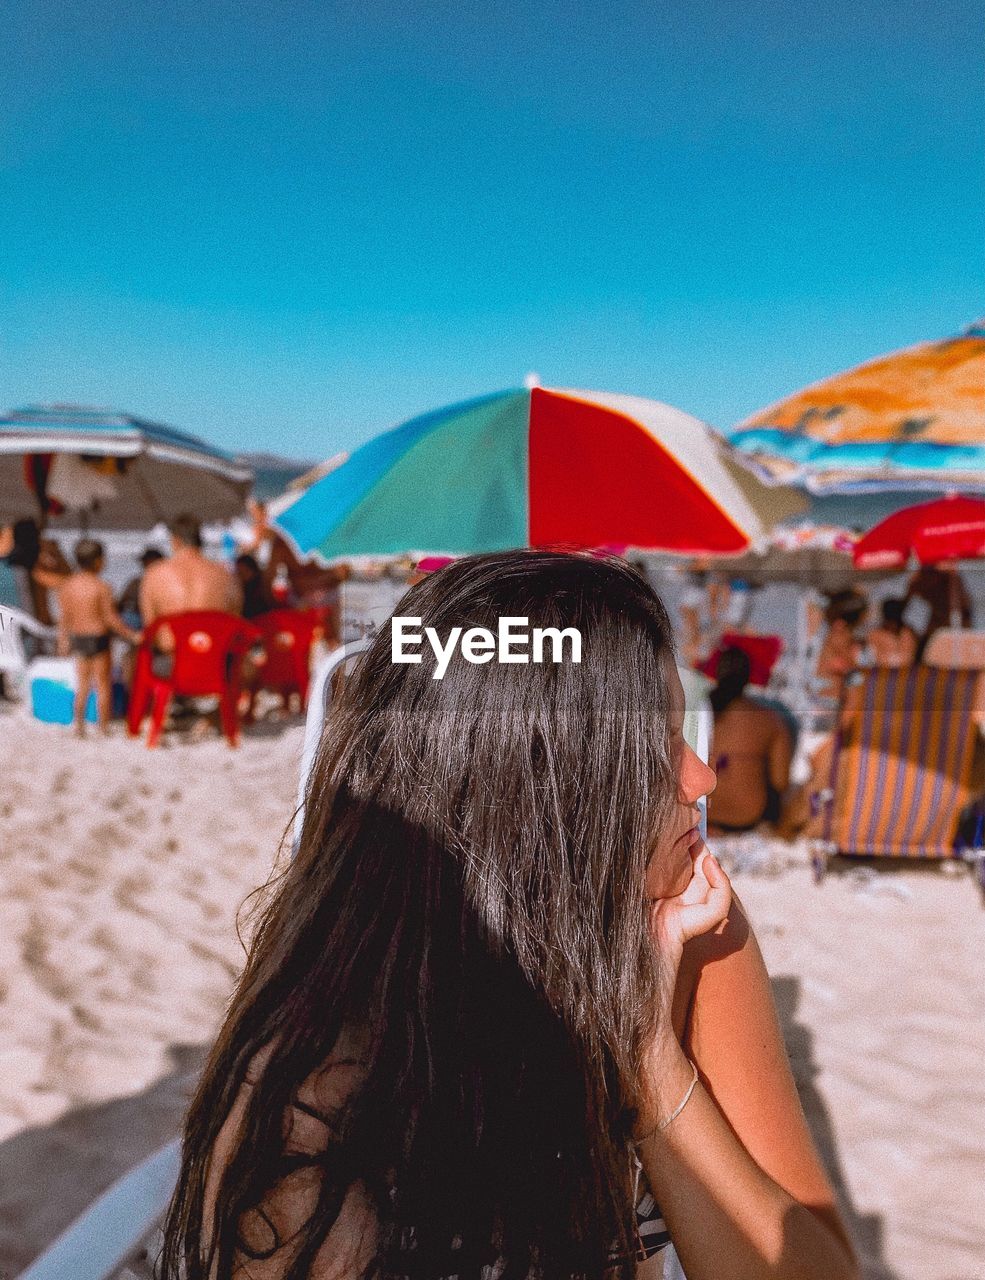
[140,514,242,640]
[706,647,793,833]
[57,538,141,736]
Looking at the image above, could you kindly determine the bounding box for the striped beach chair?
[811,665,985,889]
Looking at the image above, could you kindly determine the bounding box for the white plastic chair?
[293,639,373,851]
[15,1140,180,1280]
[0,603,57,699]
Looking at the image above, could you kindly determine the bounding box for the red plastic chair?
[127,611,261,748]
[700,631,783,689]
[247,608,333,715]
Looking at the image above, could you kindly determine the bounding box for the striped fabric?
[634,1187,672,1260]
[827,667,980,857]
[627,1152,671,1261]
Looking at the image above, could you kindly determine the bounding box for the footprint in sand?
[70,1002,104,1032]
[89,923,117,952]
[114,873,156,916]
[121,806,151,831]
[51,767,73,796]
[106,788,130,813]
[20,917,76,1003]
[37,809,71,839]
[87,821,131,852]
[64,856,100,885]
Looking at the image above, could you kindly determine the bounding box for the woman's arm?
[690,902,852,1252]
[640,861,857,1280]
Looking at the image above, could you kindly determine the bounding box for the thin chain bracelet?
[635,1059,699,1144]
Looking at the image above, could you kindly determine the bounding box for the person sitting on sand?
[162,551,856,1280]
[816,589,868,702]
[57,538,141,736]
[865,597,918,669]
[707,646,793,834]
[140,515,243,674]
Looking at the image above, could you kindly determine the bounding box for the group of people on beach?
[701,561,975,840]
[52,515,246,734]
[1,503,346,736]
[815,565,972,697]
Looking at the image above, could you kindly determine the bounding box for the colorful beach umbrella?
[852,495,985,570]
[0,404,253,529]
[274,387,804,562]
[730,322,985,494]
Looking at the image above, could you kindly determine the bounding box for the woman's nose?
[679,744,717,804]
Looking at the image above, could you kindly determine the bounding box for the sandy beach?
[1,709,983,1280]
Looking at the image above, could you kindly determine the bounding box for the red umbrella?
[852,495,985,570]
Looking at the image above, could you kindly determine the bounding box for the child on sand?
[57,538,141,736]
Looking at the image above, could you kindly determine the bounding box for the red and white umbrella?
[852,494,985,570]
[276,387,806,561]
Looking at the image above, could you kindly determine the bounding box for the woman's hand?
[637,845,732,1132]
[650,842,732,969]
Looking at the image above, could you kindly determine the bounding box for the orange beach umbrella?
[731,322,985,494]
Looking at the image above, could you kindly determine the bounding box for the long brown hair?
[161,550,678,1280]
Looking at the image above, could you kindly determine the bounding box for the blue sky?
[2,0,982,461]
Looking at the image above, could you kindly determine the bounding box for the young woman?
[162,551,856,1280]
[815,590,869,703]
[707,647,793,835]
